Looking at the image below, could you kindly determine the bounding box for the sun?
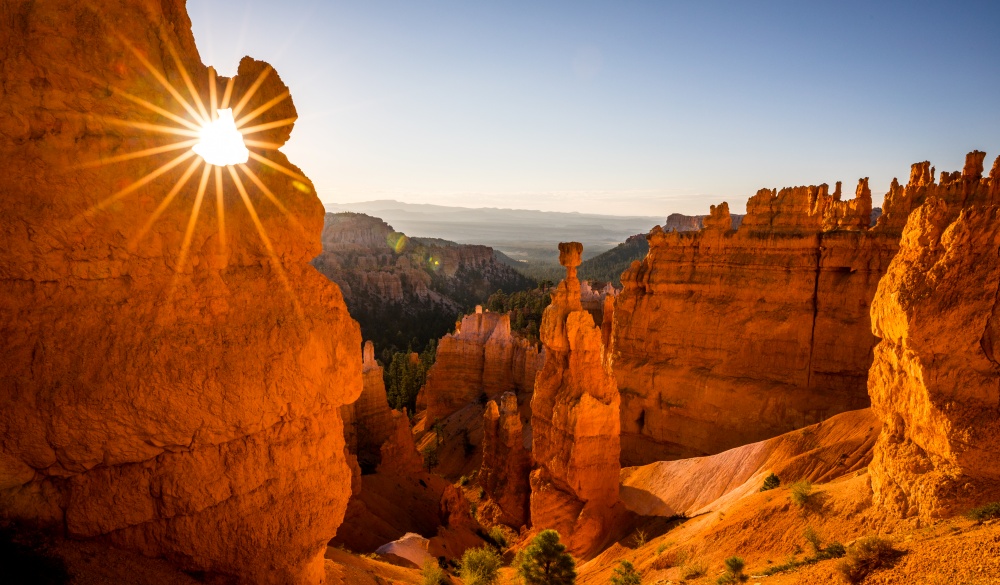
[73,32,314,317]
[193,108,250,167]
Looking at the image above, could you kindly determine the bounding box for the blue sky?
[189,0,1000,216]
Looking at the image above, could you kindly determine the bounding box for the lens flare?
[70,30,313,319]
[193,108,250,166]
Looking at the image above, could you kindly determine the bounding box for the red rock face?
[342,341,406,472]
[420,308,541,422]
[480,392,531,528]
[869,151,1000,521]
[530,243,620,558]
[613,176,903,465]
[0,2,361,583]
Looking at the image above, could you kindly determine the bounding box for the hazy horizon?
[190,1,1000,216]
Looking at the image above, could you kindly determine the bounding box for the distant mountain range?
[324,200,663,273]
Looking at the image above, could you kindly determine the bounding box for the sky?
[188,0,1000,217]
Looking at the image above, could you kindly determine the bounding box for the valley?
[1,3,998,585]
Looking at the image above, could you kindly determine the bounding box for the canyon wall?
[530,243,620,558]
[419,308,541,422]
[614,178,903,465]
[0,2,361,583]
[869,151,1000,521]
[480,392,531,528]
[312,211,534,352]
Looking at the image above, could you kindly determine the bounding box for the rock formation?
[419,307,541,422]
[869,151,1000,521]
[312,212,534,351]
[530,243,620,558]
[613,176,906,465]
[342,341,418,473]
[480,392,531,528]
[665,210,745,233]
[0,2,361,583]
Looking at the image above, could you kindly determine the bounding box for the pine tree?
[610,560,642,585]
[518,529,576,585]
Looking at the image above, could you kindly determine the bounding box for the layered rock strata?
[530,243,620,558]
[419,307,541,422]
[869,151,1000,521]
[0,2,361,583]
[614,176,905,465]
[480,392,531,528]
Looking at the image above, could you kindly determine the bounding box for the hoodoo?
[530,242,621,557]
[419,308,541,422]
[480,392,532,528]
[0,2,361,583]
[613,175,906,465]
[869,151,1000,521]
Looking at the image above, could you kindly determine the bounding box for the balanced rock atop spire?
[530,242,620,558]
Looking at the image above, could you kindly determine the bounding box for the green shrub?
[458,475,469,486]
[715,556,748,583]
[517,529,576,585]
[803,526,822,554]
[487,526,509,550]
[968,502,1000,523]
[422,559,447,585]
[790,481,813,507]
[760,473,780,492]
[655,543,667,555]
[836,536,898,584]
[610,559,642,585]
[824,542,847,558]
[460,546,502,585]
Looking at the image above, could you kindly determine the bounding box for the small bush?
[650,547,685,571]
[681,560,707,580]
[487,526,509,550]
[968,501,1000,524]
[715,556,748,584]
[655,543,667,555]
[458,475,469,486]
[760,472,780,492]
[422,559,447,585]
[460,546,503,585]
[790,481,813,507]
[610,559,642,585]
[632,528,648,548]
[803,526,822,554]
[824,542,847,558]
[724,556,745,575]
[836,536,898,584]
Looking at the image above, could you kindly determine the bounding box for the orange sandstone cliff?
[869,151,1000,522]
[530,243,620,558]
[613,177,903,465]
[419,308,541,422]
[0,2,361,583]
